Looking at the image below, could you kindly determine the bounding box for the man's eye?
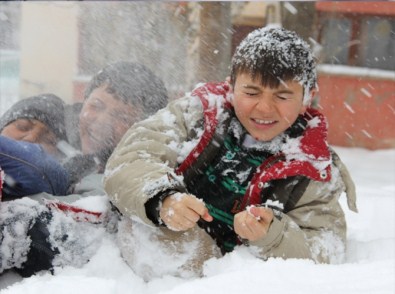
[88,99,105,111]
[88,103,100,112]
[245,92,258,96]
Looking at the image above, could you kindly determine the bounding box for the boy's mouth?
[251,118,276,125]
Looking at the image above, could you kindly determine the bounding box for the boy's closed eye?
[274,90,294,101]
[275,94,291,100]
[241,84,261,97]
[245,91,259,96]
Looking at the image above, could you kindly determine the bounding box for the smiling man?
[78,61,168,171]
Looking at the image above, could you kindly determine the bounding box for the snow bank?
[1,147,394,294]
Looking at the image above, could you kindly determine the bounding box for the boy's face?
[231,73,308,142]
[79,84,136,156]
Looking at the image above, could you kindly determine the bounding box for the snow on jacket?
[0,172,116,275]
[0,135,69,198]
[104,82,357,264]
[0,139,116,275]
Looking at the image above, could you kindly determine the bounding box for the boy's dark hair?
[230,26,317,104]
[84,61,168,119]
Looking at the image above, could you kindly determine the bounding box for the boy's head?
[0,93,66,157]
[229,27,317,142]
[79,61,168,162]
[230,26,317,105]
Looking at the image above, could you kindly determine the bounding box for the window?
[320,18,352,65]
[358,18,395,70]
[318,15,395,71]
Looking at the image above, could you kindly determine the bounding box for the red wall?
[318,74,395,149]
[316,2,395,16]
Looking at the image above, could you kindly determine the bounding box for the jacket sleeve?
[0,136,70,197]
[248,158,356,264]
[104,96,204,225]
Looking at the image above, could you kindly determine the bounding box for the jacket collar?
[178,82,331,182]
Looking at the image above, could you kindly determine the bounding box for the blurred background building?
[0,1,394,149]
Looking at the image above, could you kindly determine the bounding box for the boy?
[104,27,357,280]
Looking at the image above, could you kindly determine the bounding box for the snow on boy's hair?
[84,61,168,118]
[230,26,317,104]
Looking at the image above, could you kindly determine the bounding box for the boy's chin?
[249,132,278,142]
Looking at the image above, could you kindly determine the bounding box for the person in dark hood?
[0,135,69,198]
[0,94,70,198]
[0,93,67,159]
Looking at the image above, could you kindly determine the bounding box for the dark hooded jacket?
[0,135,69,198]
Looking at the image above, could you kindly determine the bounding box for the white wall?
[19,2,78,103]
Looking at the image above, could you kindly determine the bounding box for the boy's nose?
[256,96,274,112]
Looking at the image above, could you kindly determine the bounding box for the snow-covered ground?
[1,146,394,294]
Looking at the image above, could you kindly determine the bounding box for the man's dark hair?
[230,27,317,104]
[84,61,168,119]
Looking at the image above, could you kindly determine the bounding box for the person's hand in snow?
[234,206,274,242]
[160,192,213,231]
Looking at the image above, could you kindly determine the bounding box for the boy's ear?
[225,76,233,91]
[225,76,234,93]
[299,88,316,115]
[228,82,235,105]
[304,88,317,107]
[229,83,234,93]
[225,76,235,105]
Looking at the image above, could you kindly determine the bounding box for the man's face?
[79,84,136,155]
[231,73,308,142]
[1,118,59,156]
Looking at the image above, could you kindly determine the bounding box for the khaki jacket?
[104,85,357,264]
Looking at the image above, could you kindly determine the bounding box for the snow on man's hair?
[230,26,317,105]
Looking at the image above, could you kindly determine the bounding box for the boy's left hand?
[234,206,274,242]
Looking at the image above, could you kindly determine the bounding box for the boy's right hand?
[159,193,213,231]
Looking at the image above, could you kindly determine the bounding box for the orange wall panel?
[318,75,395,149]
[316,2,395,16]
